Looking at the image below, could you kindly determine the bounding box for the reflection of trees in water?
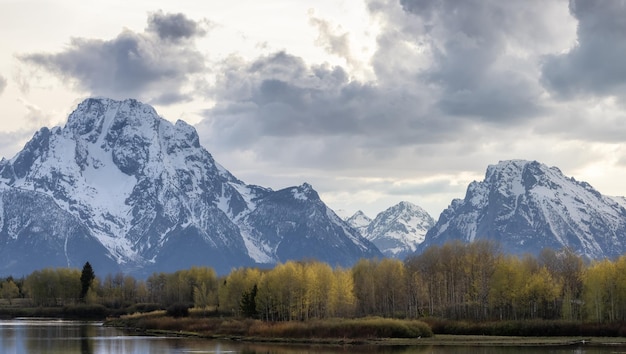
[22,321,96,354]
[4,322,438,354]
[0,322,16,353]
[80,323,94,354]
[239,344,433,354]
[25,322,76,353]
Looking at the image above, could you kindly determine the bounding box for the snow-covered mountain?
[0,98,381,276]
[418,160,626,259]
[344,202,435,259]
[346,211,372,236]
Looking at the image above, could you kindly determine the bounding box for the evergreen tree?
[80,262,95,302]
[240,284,258,318]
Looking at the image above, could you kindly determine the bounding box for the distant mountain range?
[2,98,626,277]
[418,160,626,259]
[0,98,381,276]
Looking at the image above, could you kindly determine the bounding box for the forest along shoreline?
[6,242,626,346]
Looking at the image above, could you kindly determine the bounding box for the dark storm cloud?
[19,12,207,105]
[0,75,6,96]
[201,51,463,154]
[393,0,546,121]
[147,10,207,42]
[200,1,567,172]
[541,0,626,98]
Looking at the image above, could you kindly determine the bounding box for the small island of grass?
[105,310,433,344]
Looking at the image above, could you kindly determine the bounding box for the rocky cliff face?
[0,98,381,276]
[419,160,626,259]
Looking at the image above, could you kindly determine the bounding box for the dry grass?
[248,318,433,339]
[108,314,432,339]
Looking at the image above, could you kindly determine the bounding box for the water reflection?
[0,319,625,354]
[0,320,176,354]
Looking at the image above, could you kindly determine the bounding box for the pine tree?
[240,284,258,318]
[80,262,95,302]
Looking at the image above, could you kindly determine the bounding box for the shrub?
[62,304,108,319]
[166,303,190,318]
[127,303,163,314]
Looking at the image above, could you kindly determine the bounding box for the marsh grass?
[109,314,432,339]
[249,318,433,339]
[424,318,626,337]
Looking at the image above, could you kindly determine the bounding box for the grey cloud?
[541,0,626,98]
[18,99,54,129]
[385,179,461,197]
[19,12,207,105]
[0,75,6,96]
[201,51,463,154]
[439,75,544,122]
[200,3,570,172]
[151,91,194,105]
[193,0,622,217]
[532,101,626,143]
[147,10,207,42]
[375,0,549,121]
[195,1,595,182]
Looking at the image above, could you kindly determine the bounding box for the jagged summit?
[419,160,626,259]
[343,202,435,259]
[347,211,372,231]
[0,98,381,276]
[364,202,435,258]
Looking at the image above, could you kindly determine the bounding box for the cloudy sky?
[1,0,626,219]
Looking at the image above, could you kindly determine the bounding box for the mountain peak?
[66,98,153,135]
[346,210,372,230]
[391,201,428,214]
[290,182,318,201]
[349,201,435,259]
[420,160,626,259]
[0,97,381,276]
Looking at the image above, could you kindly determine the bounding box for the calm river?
[0,319,624,353]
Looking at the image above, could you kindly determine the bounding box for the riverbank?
[376,334,626,347]
[111,327,626,348]
[0,304,110,320]
[105,312,433,342]
[103,312,626,347]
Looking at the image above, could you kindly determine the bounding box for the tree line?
[2,240,626,323]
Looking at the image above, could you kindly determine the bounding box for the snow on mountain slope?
[419,160,626,259]
[0,187,120,276]
[611,196,626,211]
[346,211,372,235]
[363,202,435,258]
[342,203,435,259]
[0,98,381,276]
[241,183,381,266]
